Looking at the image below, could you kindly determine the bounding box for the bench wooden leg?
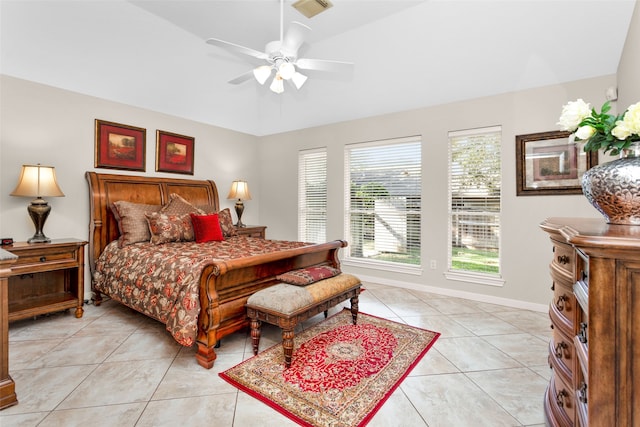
[282,328,295,369]
[250,318,261,356]
[350,294,359,325]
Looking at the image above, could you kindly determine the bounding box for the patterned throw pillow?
[217,208,237,237]
[145,212,195,244]
[196,204,218,214]
[276,266,342,286]
[190,213,224,243]
[161,193,206,216]
[111,201,162,247]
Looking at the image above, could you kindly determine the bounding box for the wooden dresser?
[540,218,640,427]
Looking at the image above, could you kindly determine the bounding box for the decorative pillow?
[160,193,205,216]
[276,266,342,286]
[196,204,218,214]
[145,212,195,244]
[111,201,162,247]
[190,213,224,243]
[217,208,237,237]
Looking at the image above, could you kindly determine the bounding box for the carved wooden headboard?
[85,171,219,273]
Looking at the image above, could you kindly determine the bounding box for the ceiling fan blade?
[228,71,256,85]
[206,38,269,60]
[281,21,311,56]
[295,58,354,72]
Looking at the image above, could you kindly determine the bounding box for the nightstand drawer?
[234,225,266,238]
[11,248,77,269]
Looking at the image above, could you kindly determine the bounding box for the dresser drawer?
[547,374,576,426]
[549,330,575,385]
[552,242,574,274]
[549,288,575,331]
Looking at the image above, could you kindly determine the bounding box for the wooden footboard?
[86,171,347,369]
[194,240,347,368]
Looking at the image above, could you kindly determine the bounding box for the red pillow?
[190,213,224,243]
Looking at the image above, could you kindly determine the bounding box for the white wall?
[258,75,617,310]
[0,75,260,296]
[618,0,640,106]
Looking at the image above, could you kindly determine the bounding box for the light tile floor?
[1,282,550,426]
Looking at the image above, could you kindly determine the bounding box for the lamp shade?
[292,71,308,89]
[10,164,65,198]
[253,65,272,85]
[278,62,296,80]
[227,180,251,201]
[270,75,285,94]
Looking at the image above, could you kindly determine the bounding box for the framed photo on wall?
[155,130,195,175]
[94,119,146,171]
[516,130,598,196]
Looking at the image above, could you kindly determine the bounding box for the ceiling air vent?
[292,0,333,19]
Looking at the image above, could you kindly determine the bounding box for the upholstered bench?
[246,272,361,368]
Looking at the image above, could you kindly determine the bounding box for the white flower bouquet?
[558,99,640,155]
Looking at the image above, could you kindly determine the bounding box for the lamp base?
[234,200,246,228]
[27,198,52,244]
[28,233,51,244]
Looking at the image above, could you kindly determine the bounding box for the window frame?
[298,147,328,244]
[343,136,422,274]
[446,126,504,286]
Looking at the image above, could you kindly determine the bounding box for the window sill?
[444,270,505,287]
[342,258,422,275]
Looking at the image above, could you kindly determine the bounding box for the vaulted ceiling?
[1,1,635,136]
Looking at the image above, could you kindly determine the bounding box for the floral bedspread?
[93,237,309,346]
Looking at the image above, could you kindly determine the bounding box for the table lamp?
[10,164,65,243]
[227,180,251,227]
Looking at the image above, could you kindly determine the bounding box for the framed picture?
[155,130,195,175]
[94,119,146,171]
[516,130,598,196]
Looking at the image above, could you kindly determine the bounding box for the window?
[298,148,327,243]
[344,137,421,270]
[447,126,502,284]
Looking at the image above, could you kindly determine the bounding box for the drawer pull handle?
[554,341,568,359]
[578,382,587,403]
[39,256,47,262]
[555,295,568,311]
[555,389,568,408]
[557,255,570,264]
[578,322,588,344]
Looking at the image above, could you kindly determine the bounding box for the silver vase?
[581,145,640,225]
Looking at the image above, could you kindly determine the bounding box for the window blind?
[298,148,327,243]
[345,137,421,266]
[448,126,501,275]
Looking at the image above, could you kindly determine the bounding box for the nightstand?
[234,225,267,238]
[6,238,87,321]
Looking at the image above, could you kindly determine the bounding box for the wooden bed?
[86,171,347,369]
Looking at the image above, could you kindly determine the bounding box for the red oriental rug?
[220,309,440,427]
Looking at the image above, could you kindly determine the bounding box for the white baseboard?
[352,273,548,313]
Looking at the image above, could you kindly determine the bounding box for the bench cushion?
[246,273,360,315]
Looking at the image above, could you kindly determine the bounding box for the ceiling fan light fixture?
[270,74,285,94]
[292,71,308,89]
[278,62,296,80]
[253,65,272,85]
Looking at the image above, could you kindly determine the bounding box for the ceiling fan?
[205,0,353,94]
